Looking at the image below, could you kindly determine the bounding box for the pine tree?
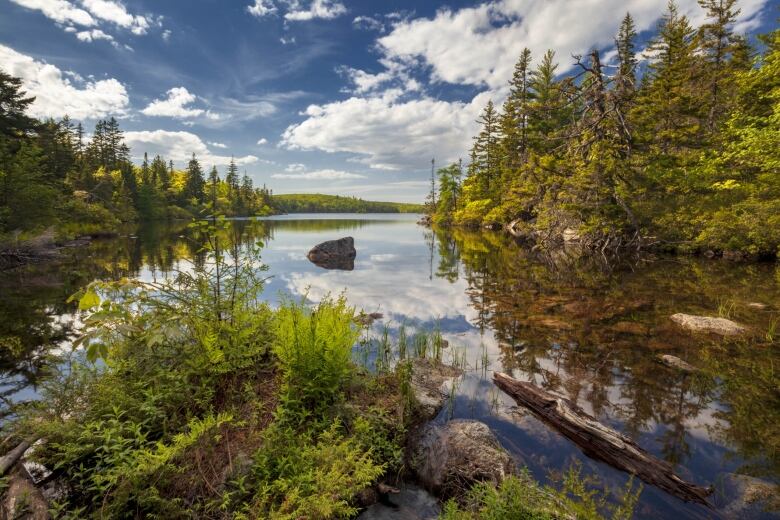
[0,69,36,140]
[225,156,239,192]
[141,152,150,185]
[697,0,746,131]
[499,48,534,173]
[183,153,205,203]
[634,0,702,154]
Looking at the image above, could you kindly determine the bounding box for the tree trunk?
[493,372,713,507]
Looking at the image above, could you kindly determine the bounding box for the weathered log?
[0,440,30,476]
[493,372,713,507]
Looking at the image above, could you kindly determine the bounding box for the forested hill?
[273,194,424,213]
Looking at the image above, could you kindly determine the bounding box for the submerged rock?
[670,313,747,336]
[410,358,463,421]
[357,484,440,520]
[307,236,356,270]
[610,321,650,336]
[411,419,516,497]
[657,354,696,373]
[715,473,780,519]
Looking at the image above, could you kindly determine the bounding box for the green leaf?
[79,289,101,311]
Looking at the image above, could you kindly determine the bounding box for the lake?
[1,213,778,519]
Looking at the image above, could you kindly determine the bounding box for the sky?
[0,0,777,202]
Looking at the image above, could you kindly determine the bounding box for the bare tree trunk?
[493,372,713,507]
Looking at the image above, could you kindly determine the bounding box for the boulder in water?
[409,358,463,421]
[671,313,747,336]
[411,419,516,497]
[307,237,356,270]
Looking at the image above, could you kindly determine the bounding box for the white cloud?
[377,0,771,89]
[75,28,114,43]
[209,141,228,149]
[10,0,159,39]
[257,138,269,145]
[282,90,485,170]
[81,0,150,34]
[9,0,95,26]
[124,130,258,167]
[0,44,128,119]
[272,169,366,180]
[284,0,346,21]
[141,87,205,118]
[280,36,297,45]
[352,15,384,32]
[285,163,307,172]
[247,0,277,17]
[161,29,172,42]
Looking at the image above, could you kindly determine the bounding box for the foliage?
[8,218,408,518]
[440,466,641,520]
[431,5,779,258]
[273,193,424,214]
[273,294,360,420]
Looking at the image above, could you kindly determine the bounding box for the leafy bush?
[441,465,641,520]
[273,295,360,419]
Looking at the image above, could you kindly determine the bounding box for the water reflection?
[0,214,777,518]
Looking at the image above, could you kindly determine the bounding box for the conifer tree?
[184,153,205,203]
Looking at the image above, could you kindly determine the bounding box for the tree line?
[0,76,274,238]
[430,0,779,258]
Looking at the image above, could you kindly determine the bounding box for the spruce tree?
[184,153,205,203]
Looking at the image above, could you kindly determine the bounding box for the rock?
[307,236,356,270]
[2,466,50,519]
[411,420,516,497]
[562,227,581,242]
[357,484,440,520]
[722,250,746,261]
[410,358,463,421]
[526,315,574,330]
[715,473,779,519]
[610,321,649,336]
[657,354,696,373]
[670,313,747,336]
[417,215,432,226]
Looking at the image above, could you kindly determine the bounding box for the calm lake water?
[1,213,778,519]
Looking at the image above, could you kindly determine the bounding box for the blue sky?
[0,0,777,202]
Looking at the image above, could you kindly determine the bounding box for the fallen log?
[493,372,713,507]
[0,440,31,476]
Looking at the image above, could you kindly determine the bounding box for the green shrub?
[273,295,360,419]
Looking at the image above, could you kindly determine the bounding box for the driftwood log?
[0,440,31,476]
[493,372,713,507]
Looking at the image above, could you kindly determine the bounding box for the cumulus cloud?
[246,0,346,22]
[247,0,276,17]
[9,0,95,26]
[0,43,129,119]
[81,0,151,34]
[352,15,384,32]
[209,141,228,149]
[282,90,486,170]
[285,0,347,21]
[141,87,205,118]
[75,28,114,43]
[10,0,160,41]
[377,0,771,89]
[257,138,269,145]
[123,130,258,167]
[272,168,366,180]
